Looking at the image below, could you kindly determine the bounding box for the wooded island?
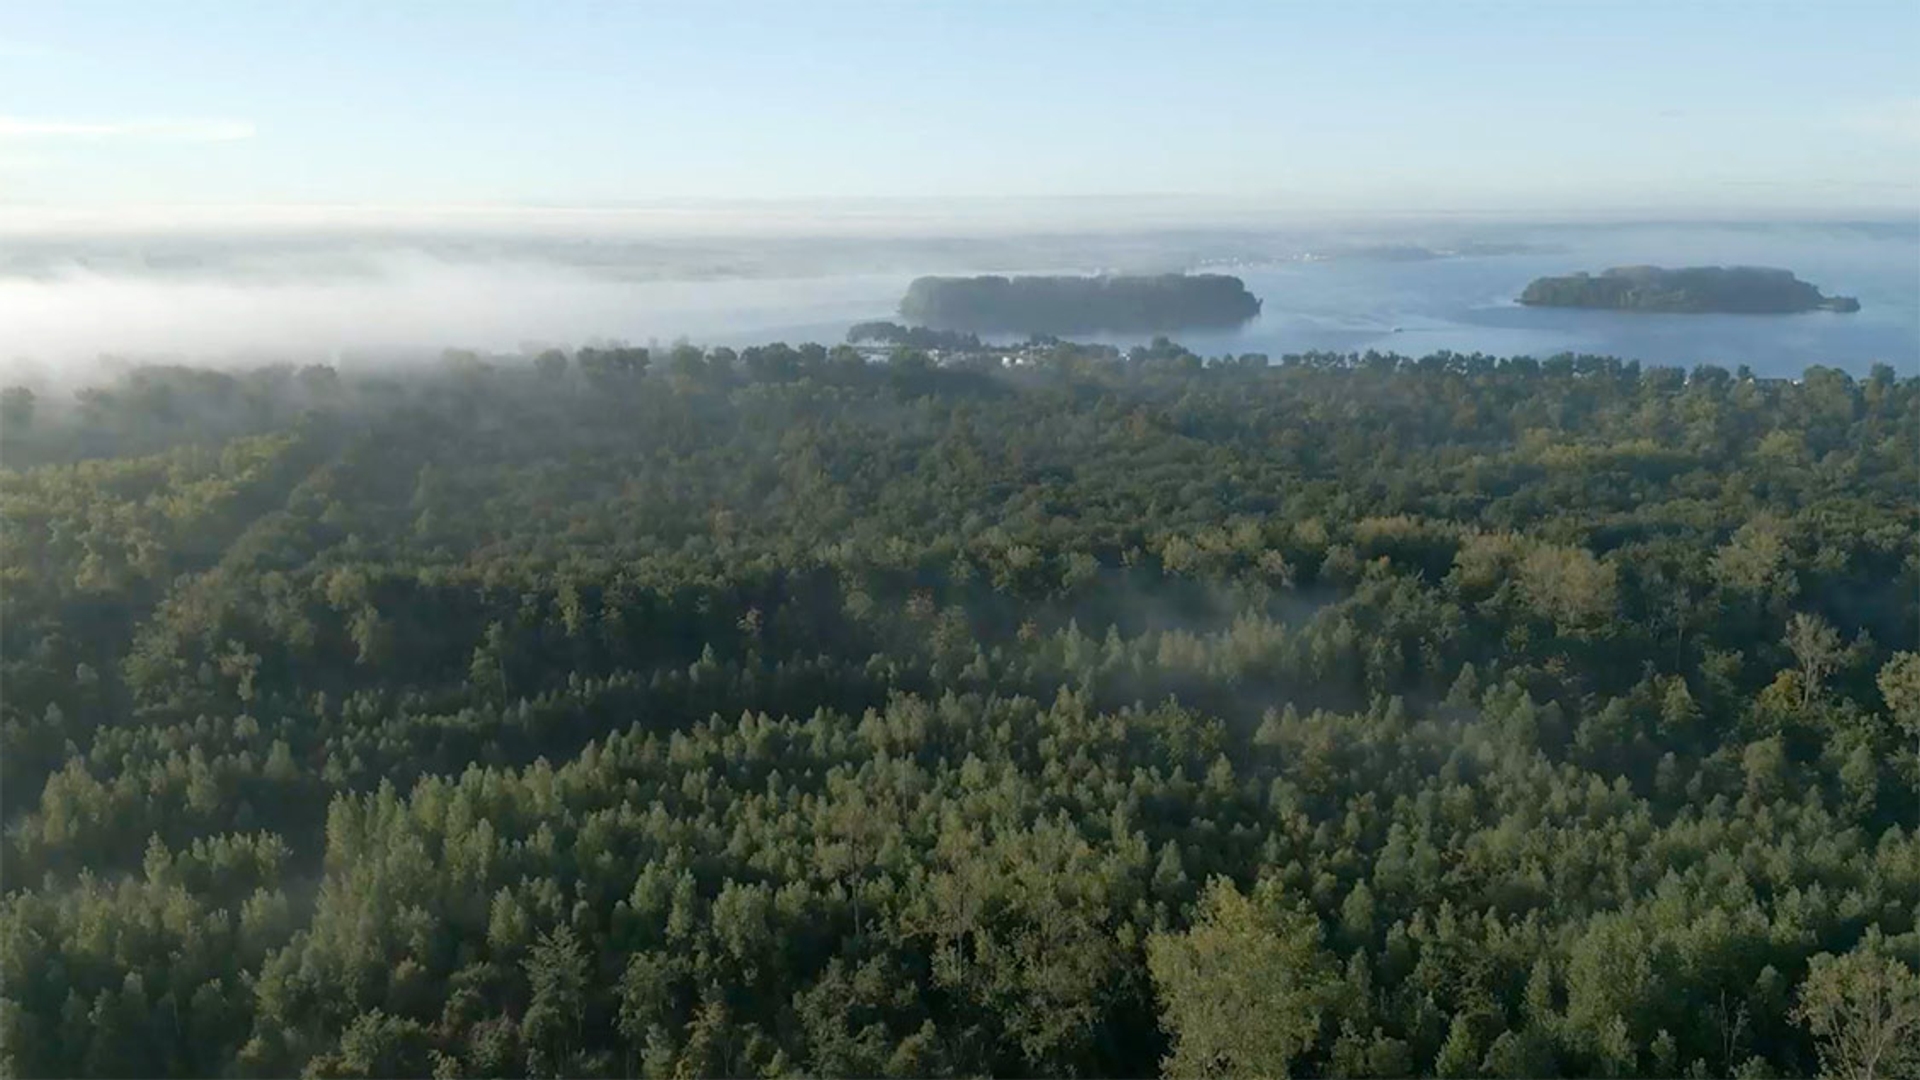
[899,273,1263,334]
[1519,265,1861,314]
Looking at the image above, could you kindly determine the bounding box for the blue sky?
[2,0,1916,219]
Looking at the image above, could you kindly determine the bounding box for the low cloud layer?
[0,227,1265,376]
[4,220,1911,390]
[0,247,907,379]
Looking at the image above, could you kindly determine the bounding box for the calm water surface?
[722,224,1920,378]
[5,222,1914,379]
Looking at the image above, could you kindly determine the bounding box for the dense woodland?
[1,339,1917,1079]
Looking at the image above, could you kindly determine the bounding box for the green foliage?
[1148,877,1335,1078]
[1,346,1916,1077]
[1793,931,1920,1080]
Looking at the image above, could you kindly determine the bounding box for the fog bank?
[0,253,911,373]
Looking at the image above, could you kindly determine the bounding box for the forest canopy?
[1,341,1916,1079]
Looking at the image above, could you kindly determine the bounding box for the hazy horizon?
[3,217,1912,380]
[3,0,1915,374]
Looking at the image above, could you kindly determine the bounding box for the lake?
[1139,223,1920,376]
[537,221,1920,378]
[2,220,1914,380]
